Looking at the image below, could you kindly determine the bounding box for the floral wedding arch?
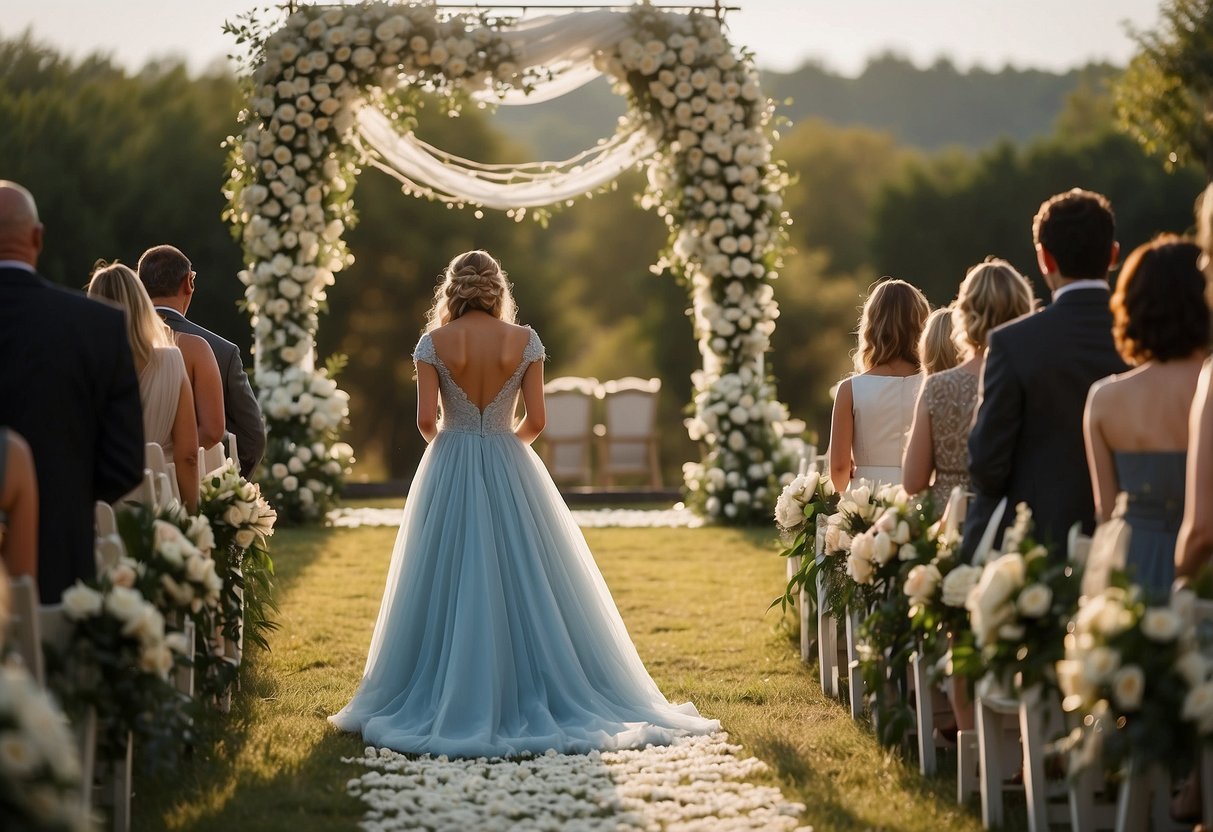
[225,1,799,524]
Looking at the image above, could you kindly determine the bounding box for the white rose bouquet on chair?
[770,468,838,613]
[50,574,192,763]
[199,459,281,698]
[1057,580,1213,775]
[963,503,1080,698]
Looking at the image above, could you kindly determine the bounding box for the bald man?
[0,181,144,601]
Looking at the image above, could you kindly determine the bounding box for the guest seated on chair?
[918,306,961,376]
[1176,185,1213,584]
[0,427,37,580]
[904,258,1035,507]
[138,244,264,478]
[88,263,200,511]
[1084,236,1208,597]
[0,181,144,602]
[828,278,929,492]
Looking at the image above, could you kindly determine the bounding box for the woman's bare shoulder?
[175,332,215,362]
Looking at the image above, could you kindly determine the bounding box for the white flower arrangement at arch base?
[225,1,795,525]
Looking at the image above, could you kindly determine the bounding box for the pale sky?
[2,0,1163,76]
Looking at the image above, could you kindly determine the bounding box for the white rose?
[1141,608,1181,643]
[850,532,875,564]
[872,531,895,566]
[0,734,37,777]
[774,490,804,530]
[893,520,911,545]
[1111,665,1145,712]
[282,476,299,492]
[107,561,137,589]
[898,543,918,561]
[1183,682,1213,733]
[904,564,942,605]
[140,644,175,679]
[62,584,103,619]
[941,565,983,608]
[105,586,145,624]
[271,462,289,479]
[235,529,257,549]
[1082,646,1121,685]
[1176,651,1209,688]
[847,550,874,585]
[1016,583,1053,618]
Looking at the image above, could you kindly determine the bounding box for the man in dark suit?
[0,181,144,601]
[962,189,1130,560]
[137,245,266,479]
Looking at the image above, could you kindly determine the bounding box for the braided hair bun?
[425,250,518,330]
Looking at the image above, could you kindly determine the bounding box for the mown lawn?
[133,508,989,832]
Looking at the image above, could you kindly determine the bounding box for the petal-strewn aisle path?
[132,507,985,832]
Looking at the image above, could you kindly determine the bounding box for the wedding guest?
[0,427,37,579]
[828,278,929,492]
[1083,237,1207,595]
[918,306,961,375]
[962,189,1129,561]
[904,258,1035,507]
[88,263,200,512]
[0,181,144,601]
[1176,185,1213,582]
[138,244,264,478]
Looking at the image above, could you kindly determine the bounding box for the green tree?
[1115,0,1213,178]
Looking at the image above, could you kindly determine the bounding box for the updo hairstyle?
[853,278,929,373]
[951,257,1035,358]
[425,250,517,331]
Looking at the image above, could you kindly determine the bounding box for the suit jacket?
[961,287,1129,560]
[0,265,144,601]
[158,308,265,478]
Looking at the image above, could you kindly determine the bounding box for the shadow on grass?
[134,527,367,831]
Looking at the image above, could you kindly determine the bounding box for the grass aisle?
[135,518,984,832]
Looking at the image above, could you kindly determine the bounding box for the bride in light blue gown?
[329,250,719,758]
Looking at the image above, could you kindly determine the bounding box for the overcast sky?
[3,0,1163,76]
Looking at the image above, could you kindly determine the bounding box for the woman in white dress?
[88,264,199,511]
[829,278,929,492]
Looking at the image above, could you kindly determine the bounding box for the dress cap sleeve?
[523,327,546,365]
[413,332,437,366]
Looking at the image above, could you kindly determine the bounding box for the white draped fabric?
[354,11,680,210]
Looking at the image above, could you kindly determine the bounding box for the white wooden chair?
[539,377,599,486]
[815,515,841,699]
[95,500,118,539]
[200,442,227,479]
[844,605,865,719]
[597,377,662,488]
[9,577,99,823]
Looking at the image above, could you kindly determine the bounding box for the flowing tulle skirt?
[328,430,719,758]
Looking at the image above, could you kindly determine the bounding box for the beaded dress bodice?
[413,328,545,435]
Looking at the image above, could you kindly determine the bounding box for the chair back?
[600,377,661,473]
[541,377,598,484]
[145,442,169,478]
[226,433,240,467]
[95,500,118,538]
[8,575,45,684]
[201,443,227,478]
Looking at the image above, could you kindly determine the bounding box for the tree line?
[2,31,1204,481]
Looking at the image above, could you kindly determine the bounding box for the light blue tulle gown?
[328,328,719,758]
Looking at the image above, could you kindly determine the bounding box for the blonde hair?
[87,261,174,369]
[854,278,929,373]
[951,257,1035,357]
[918,307,961,374]
[424,250,517,332]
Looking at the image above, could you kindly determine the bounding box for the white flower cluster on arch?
[225,1,799,523]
